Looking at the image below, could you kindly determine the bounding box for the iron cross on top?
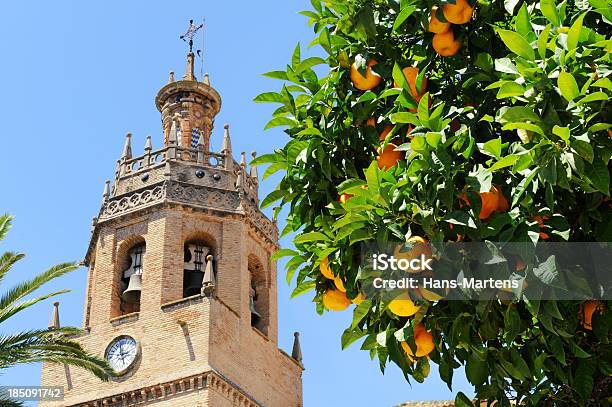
[180,19,204,52]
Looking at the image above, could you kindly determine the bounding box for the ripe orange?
[393,236,433,273]
[401,323,435,360]
[350,59,382,91]
[608,128,612,139]
[497,191,510,212]
[323,289,351,311]
[432,30,462,57]
[366,117,376,127]
[429,6,451,34]
[319,257,334,280]
[442,0,474,24]
[479,186,502,219]
[339,193,353,204]
[580,300,605,330]
[376,143,403,170]
[351,292,365,305]
[334,274,346,292]
[533,215,550,239]
[388,292,421,317]
[379,125,394,141]
[393,67,427,102]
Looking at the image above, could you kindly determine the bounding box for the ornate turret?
[155,48,221,151]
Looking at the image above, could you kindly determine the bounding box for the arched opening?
[114,237,146,317]
[248,255,269,335]
[183,232,216,298]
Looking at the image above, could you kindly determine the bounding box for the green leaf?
[426,132,442,148]
[500,106,541,123]
[291,43,301,69]
[495,28,536,61]
[586,157,610,194]
[538,24,551,59]
[558,71,580,102]
[533,255,566,289]
[540,0,561,26]
[572,140,594,163]
[466,355,488,385]
[351,300,372,328]
[390,112,420,125]
[515,4,533,37]
[482,137,502,159]
[253,92,285,103]
[261,189,288,208]
[271,248,298,261]
[454,392,474,407]
[552,125,570,142]
[567,13,586,51]
[577,91,609,105]
[262,70,289,80]
[296,57,327,73]
[341,328,367,349]
[264,117,298,130]
[294,232,329,243]
[491,154,520,171]
[393,5,416,31]
[291,280,315,298]
[592,77,612,92]
[497,82,525,98]
[502,122,545,136]
[250,153,280,166]
[575,358,596,401]
[418,92,430,126]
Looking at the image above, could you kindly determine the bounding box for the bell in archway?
[183,270,204,297]
[122,273,142,303]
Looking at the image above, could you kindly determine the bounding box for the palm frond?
[0,214,112,383]
[0,327,83,352]
[0,262,77,313]
[0,214,12,242]
[0,328,113,381]
[0,252,25,286]
[0,394,24,407]
[0,289,70,324]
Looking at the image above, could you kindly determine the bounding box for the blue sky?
[0,1,472,405]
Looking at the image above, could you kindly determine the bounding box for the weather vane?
[180,19,204,53]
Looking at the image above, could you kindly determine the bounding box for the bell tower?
[40,26,304,407]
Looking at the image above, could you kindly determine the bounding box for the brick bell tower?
[40,35,304,406]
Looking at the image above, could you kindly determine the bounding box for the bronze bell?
[183,270,204,297]
[122,273,142,303]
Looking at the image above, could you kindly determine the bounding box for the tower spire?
[48,301,60,330]
[121,133,132,160]
[291,332,303,363]
[180,19,204,81]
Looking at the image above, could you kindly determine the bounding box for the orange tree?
[253,0,611,405]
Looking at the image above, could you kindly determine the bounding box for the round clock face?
[105,335,140,375]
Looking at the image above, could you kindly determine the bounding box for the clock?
[105,335,140,375]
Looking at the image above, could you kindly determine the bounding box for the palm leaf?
[0,214,113,382]
[0,289,70,324]
[0,214,11,242]
[0,262,77,313]
[0,394,24,407]
[0,252,25,286]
